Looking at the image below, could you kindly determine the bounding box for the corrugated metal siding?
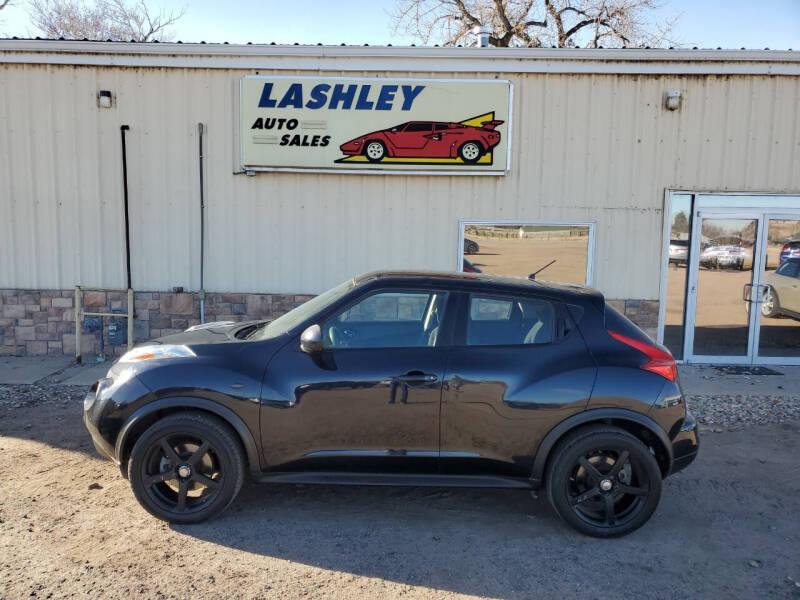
[1,63,799,299]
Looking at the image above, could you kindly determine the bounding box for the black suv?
[84,271,698,537]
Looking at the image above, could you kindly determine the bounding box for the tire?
[364,140,386,163]
[458,141,482,164]
[761,286,780,318]
[128,412,245,524]
[465,240,479,255]
[546,425,662,538]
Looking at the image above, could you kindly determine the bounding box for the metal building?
[1,40,799,364]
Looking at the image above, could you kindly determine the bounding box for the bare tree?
[392,0,678,48]
[28,0,184,41]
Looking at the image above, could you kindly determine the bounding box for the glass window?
[323,291,448,349]
[663,194,693,359]
[775,260,800,278]
[460,223,592,285]
[339,292,429,322]
[470,297,513,320]
[405,122,432,132]
[467,295,556,346]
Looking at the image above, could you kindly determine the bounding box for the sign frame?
[238,74,513,176]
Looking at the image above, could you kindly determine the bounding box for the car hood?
[149,320,269,346]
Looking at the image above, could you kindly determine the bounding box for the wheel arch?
[115,397,262,480]
[531,408,673,489]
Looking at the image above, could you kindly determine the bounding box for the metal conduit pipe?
[198,123,206,323]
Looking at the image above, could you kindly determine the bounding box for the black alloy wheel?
[128,412,245,524]
[546,425,662,537]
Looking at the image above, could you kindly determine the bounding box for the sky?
[1,0,798,49]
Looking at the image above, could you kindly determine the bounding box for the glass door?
[685,212,762,363]
[754,216,800,363]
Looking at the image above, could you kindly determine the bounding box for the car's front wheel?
[546,425,662,537]
[128,412,245,524]
[761,286,780,318]
[364,140,386,162]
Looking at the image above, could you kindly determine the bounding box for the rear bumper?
[669,410,699,475]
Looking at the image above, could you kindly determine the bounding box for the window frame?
[456,220,596,286]
[320,286,455,351]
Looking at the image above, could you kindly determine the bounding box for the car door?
[440,291,597,477]
[388,122,433,153]
[259,287,452,473]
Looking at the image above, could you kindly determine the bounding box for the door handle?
[395,372,438,384]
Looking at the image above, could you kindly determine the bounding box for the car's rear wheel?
[458,141,482,164]
[364,140,386,162]
[546,425,662,537]
[128,412,244,524]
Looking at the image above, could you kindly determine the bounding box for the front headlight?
[118,344,196,363]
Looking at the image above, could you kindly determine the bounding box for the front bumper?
[84,410,118,464]
[82,370,151,466]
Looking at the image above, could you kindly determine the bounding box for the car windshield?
[249,278,356,341]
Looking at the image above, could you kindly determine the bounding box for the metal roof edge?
[2,40,799,75]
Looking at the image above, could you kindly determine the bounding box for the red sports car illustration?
[339,119,503,164]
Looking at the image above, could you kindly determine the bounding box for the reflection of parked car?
[463,258,482,272]
[780,241,800,264]
[762,258,800,318]
[464,238,480,255]
[700,245,745,270]
[668,240,688,265]
[339,119,503,164]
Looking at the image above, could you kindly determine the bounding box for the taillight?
[608,330,678,381]
[782,245,789,253]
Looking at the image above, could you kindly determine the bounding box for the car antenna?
[528,259,557,280]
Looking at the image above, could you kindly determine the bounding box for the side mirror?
[300,324,324,354]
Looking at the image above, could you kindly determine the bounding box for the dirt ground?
[2,388,800,599]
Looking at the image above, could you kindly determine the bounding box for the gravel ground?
[1,384,799,599]
[686,394,800,431]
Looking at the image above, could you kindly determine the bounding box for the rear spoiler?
[480,120,504,130]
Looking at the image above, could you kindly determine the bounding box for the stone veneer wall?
[0,289,313,357]
[0,289,660,357]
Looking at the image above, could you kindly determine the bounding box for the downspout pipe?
[198,123,206,323]
[120,125,132,289]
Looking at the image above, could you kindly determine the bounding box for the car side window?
[467,294,556,346]
[776,261,799,278]
[405,122,433,132]
[323,291,448,349]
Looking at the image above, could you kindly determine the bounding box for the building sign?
[240,76,512,175]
